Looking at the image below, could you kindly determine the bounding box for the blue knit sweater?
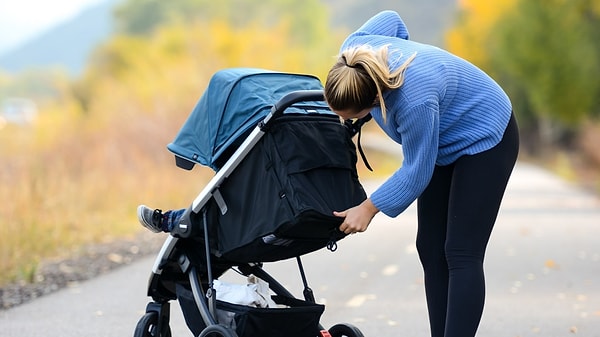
[341,10,513,217]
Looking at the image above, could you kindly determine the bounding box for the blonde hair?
[324,45,416,122]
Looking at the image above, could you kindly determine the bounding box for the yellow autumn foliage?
[445,0,518,67]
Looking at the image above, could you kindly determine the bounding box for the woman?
[325,10,519,337]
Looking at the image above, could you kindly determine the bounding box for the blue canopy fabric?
[167,68,331,170]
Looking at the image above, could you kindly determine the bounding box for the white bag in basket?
[213,275,277,308]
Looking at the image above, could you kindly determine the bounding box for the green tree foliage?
[447,0,600,151]
[113,0,329,45]
[488,0,600,145]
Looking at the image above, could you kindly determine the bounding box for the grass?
[0,112,213,286]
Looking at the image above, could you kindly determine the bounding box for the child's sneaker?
[137,205,164,233]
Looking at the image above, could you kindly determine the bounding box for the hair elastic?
[342,56,360,69]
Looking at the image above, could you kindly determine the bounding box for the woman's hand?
[334,198,379,235]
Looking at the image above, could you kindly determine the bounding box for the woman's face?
[333,107,372,120]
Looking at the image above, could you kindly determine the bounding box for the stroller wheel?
[199,324,239,337]
[133,312,172,337]
[328,323,365,337]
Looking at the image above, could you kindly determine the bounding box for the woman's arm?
[370,101,440,217]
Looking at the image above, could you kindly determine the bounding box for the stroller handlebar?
[262,90,325,126]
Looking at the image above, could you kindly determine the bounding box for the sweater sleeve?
[370,101,439,217]
[354,10,410,40]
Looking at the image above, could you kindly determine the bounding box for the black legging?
[416,113,519,337]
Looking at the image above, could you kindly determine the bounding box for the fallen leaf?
[107,253,123,264]
[545,259,559,269]
[382,264,399,276]
[345,294,376,308]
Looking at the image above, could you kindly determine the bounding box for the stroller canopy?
[167,68,331,170]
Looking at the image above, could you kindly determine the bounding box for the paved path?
[0,162,599,337]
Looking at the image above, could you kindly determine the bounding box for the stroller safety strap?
[345,115,373,171]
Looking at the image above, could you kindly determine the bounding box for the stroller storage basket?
[177,284,324,337]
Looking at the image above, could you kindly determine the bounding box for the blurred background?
[0,0,599,290]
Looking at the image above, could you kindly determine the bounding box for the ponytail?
[324,45,415,122]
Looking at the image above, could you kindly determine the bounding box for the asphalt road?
[1,162,599,337]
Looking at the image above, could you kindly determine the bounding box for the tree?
[489,0,600,149]
[113,0,329,46]
[445,0,517,68]
[446,0,600,152]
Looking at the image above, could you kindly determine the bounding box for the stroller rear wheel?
[199,324,238,337]
[328,323,365,337]
[134,312,172,337]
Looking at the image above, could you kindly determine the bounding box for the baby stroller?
[133,68,369,337]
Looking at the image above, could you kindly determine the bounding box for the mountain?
[0,0,118,76]
[0,0,456,77]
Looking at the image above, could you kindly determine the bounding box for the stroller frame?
[134,90,367,337]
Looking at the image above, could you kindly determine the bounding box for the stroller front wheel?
[199,324,239,337]
[133,312,172,337]
[328,323,365,337]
